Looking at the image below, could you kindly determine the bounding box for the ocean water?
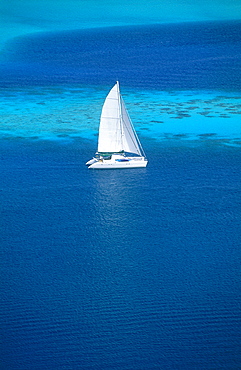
[1,0,240,48]
[1,20,241,369]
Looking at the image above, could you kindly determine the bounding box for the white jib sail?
[97,82,143,155]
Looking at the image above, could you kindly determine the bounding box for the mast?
[116,81,124,150]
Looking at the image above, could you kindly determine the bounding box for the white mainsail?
[97,82,143,156]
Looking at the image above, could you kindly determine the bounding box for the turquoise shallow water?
[0,85,240,146]
[0,21,240,147]
[1,0,240,48]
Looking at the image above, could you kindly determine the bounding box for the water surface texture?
[0,6,241,370]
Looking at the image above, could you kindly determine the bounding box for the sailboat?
[86,82,148,169]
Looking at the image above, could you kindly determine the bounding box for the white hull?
[87,155,148,169]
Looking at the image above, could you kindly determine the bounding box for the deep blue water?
[1,21,241,90]
[1,21,241,369]
[1,138,241,369]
